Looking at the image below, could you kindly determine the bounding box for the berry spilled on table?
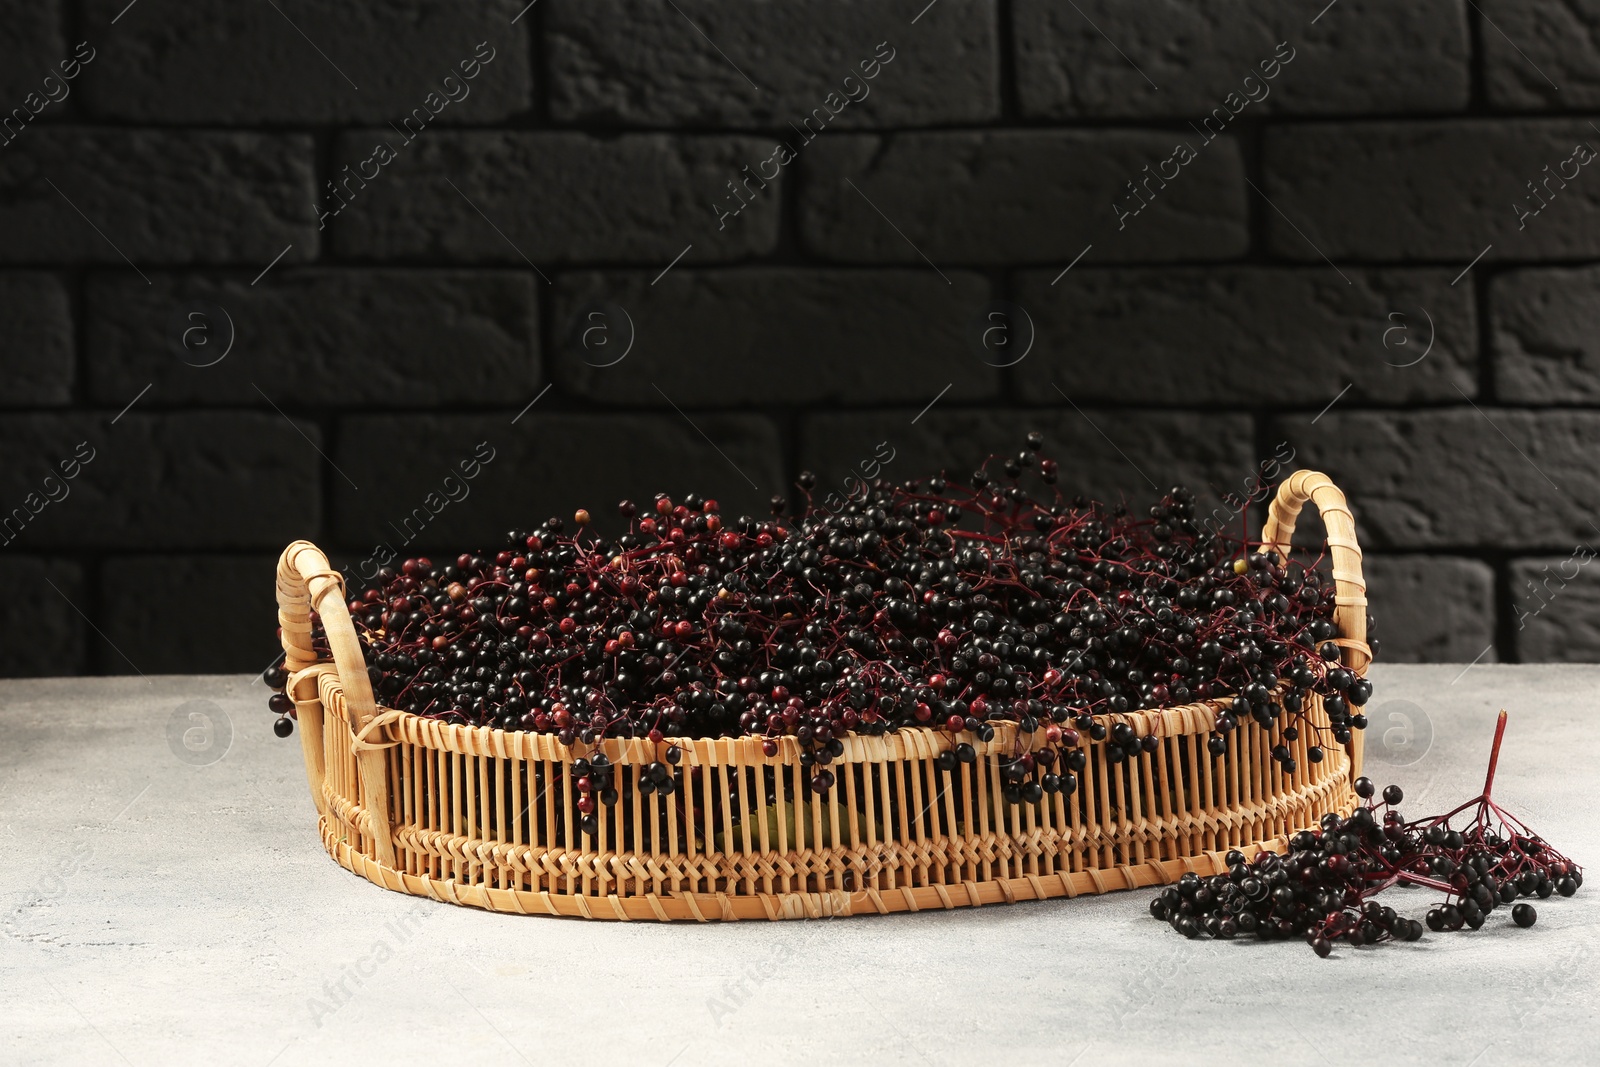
[1148,711,1582,956]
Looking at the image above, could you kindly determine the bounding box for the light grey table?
[2,665,1596,1067]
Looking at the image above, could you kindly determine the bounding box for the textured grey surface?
[1,665,1595,1066]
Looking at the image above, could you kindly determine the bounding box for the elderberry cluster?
[1150,774,1582,957]
[266,433,1369,802]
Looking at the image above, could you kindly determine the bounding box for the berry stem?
[1483,708,1509,801]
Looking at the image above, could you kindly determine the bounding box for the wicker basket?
[276,469,1368,920]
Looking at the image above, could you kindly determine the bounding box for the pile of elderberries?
[266,433,1370,801]
[1150,715,1583,956]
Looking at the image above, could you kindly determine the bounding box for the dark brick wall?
[2,0,1598,675]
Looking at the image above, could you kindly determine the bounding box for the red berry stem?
[1150,713,1582,956]
[1483,707,1509,802]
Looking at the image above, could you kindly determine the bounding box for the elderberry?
[1147,714,1581,956]
[290,434,1369,807]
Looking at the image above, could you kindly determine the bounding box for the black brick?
[1262,120,1600,261]
[0,556,85,676]
[1510,549,1600,660]
[1363,555,1496,663]
[1014,268,1476,405]
[1272,410,1600,549]
[2,273,74,405]
[797,408,1254,516]
[331,414,783,561]
[0,130,316,264]
[1014,0,1469,120]
[1482,0,1600,110]
[100,555,279,674]
[85,270,537,407]
[79,0,531,123]
[328,132,779,263]
[0,413,319,550]
[0,1,67,116]
[1490,266,1600,403]
[800,131,1248,265]
[551,268,997,406]
[547,0,997,126]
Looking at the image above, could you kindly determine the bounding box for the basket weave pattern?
[278,470,1368,920]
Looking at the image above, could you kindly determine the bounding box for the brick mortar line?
[13,260,1600,275]
[33,111,1600,136]
[14,402,1600,417]
[1465,0,1490,114]
[528,0,552,127]
[995,0,1020,122]
[1236,119,1270,264]
[1493,554,1518,664]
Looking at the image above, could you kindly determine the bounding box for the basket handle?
[276,540,396,868]
[1259,470,1370,781]
[1259,470,1371,674]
